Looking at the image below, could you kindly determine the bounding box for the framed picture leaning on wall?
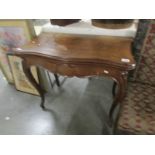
[8,55,39,95]
[0,20,40,95]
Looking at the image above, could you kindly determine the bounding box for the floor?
[0,70,114,135]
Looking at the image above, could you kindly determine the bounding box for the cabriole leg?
[22,60,45,109]
[109,72,127,121]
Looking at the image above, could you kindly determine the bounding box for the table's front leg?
[109,71,128,120]
[22,59,45,109]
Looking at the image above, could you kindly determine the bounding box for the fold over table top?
[12,32,135,70]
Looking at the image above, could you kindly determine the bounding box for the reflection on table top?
[13,32,135,69]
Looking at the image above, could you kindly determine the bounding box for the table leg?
[22,60,45,109]
[112,81,117,97]
[109,72,127,120]
[54,73,60,87]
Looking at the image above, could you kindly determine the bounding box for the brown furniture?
[50,19,81,26]
[92,19,134,29]
[115,20,155,134]
[9,32,135,117]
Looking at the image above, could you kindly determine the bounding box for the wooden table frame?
[9,32,136,118]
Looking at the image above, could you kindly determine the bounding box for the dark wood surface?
[50,19,81,26]
[11,32,136,116]
[91,19,134,29]
[13,32,135,69]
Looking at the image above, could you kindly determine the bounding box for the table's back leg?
[22,60,45,109]
[112,81,117,97]
[54,73,60,87]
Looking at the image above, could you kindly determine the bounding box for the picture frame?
[0,19,40,95]
[0,55,14,83]
[8,56,39,95]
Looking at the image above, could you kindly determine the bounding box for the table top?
[13,32,135,70]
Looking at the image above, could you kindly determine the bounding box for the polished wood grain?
[13,32,135,70]
[10,32,136,116]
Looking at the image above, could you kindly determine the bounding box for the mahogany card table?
[9,32,136,117]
